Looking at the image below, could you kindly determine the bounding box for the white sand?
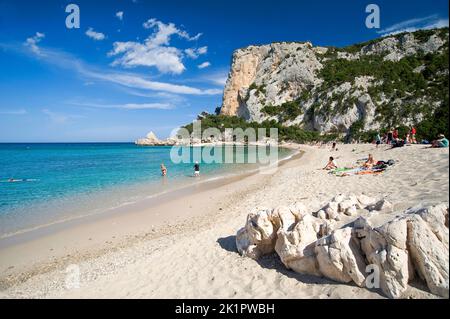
[0,144,448,299]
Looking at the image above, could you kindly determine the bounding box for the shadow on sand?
[217,235,238,253]
[217,235,343,286]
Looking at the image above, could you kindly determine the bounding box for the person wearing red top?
[410,127,417,144]
[393,129,399,140]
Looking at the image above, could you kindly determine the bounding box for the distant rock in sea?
[135,131,176,146]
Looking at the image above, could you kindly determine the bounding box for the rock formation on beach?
[236,194,449,299]
[220,28,449,139]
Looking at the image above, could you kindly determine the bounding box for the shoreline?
[0,144,296,240]
[0,148,301,244]
[0,147,303,290]
[1,143,448,298]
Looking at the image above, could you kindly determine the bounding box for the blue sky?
[0,0,448,142]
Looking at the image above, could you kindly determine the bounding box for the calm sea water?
[0,143,292,236]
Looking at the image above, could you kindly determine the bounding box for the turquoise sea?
[0,143,292,237]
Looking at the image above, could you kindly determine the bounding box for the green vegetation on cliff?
[310,27,449,141]
[189,28,449,144]
[183,114,338,143]
[261,100,304,122]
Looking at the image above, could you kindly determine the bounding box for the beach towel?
[331,167,385,177]
[330,167,353,173]
[354,169,385,175]
[331,167,363,176]
[330,158,394,177]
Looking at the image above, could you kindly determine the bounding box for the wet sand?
[0,148,303,291]
[0,144,448,299]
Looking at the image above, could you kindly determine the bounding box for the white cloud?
[24,32,45,55]
[86,27,106,41]
[185,46,208,59]
[43,109,67,124]
[197,61,211,69]
[20,45,222,96]
[116,11,124,21]
[378,15,449,36]
[122,103,169,110]
[194,70,229,87]
[0,109,27,115]
[87,71,221,95]
[197,46,207,54]
[109,18,203,74]
[69,101,173,110]
[184,48,197,59]
[208,75,228,86]
[109,42,185,74]
[120,89,186,103]
[142,18,202,41]
[16,38,223,97]
[142,18,159,29]
[42,109,82,124]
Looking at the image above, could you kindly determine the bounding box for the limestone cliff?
[220,28,449,137]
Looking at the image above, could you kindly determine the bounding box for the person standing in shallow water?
[160,163,167,176]
[194,161,200,177]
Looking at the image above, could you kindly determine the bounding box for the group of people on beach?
[374,127,448,149]
[323,153,378,171]
[159,162,201,177]
[374,127,417,148]
[322,128,449,173]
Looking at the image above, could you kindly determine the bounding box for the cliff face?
[221,28,449,136]
[221,42,324,121]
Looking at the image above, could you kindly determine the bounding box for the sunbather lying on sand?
[323,157,338,170]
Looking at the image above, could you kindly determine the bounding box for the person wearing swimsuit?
[194,161,200,176]
[160,163,167,176]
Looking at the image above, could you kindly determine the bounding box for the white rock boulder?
[356,217,410,298]
[407,205,449,298]
[236,206,299,259]
[236,197,449,299]
[275,214,326,277]
[316,227,367,286]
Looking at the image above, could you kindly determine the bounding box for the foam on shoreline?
[0,146,297,240]
[2,144,446,299]
[0,147,301,244]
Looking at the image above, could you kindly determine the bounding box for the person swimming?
[160,163,167,176]
[5,178,28,183]
[323,157,338,170]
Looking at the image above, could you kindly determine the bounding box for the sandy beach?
[0,143,448,299]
